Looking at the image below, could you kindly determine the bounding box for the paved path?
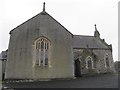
[2,73,118,88]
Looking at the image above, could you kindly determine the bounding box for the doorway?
[74,59,82,77]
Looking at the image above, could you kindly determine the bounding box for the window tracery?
[34,37,50,66]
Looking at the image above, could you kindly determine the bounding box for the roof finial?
[94,24,100,37]
[43,2,45,11]
[95,24,97,31]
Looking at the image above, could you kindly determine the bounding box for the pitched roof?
[9,11,73,36]
[73,35,110,49]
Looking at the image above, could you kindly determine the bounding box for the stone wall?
[73,48,115,76]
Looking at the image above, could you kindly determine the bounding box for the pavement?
[2,73,119,89]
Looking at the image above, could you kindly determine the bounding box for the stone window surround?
[104,54,110,68]
[85,56,94,69]
[33,37,51,67]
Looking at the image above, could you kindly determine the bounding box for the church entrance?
[74,59,82,77]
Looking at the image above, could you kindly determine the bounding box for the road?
[2,73,119,88]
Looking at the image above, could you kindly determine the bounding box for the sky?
[0,0,118,62]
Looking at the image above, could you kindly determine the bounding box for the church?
[5,3,115,80]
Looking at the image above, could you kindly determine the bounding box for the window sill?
[34,65,49,68]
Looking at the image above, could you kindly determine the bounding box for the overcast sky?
[0,0,118,61]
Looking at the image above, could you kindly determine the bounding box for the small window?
[104,55,110,68]
[106,55,109,67]
[85,56,94,69]
[88,60,92,68]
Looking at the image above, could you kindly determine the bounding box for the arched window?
[104,55,109,68]
[85,56,94,69]
[34,37,50,66]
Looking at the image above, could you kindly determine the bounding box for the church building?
[5,3,115,80]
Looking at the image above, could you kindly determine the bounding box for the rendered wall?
[5,13,74,80]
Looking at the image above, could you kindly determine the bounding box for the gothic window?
[85,56,94,69]
[105,55,109,68]
[34,37,50,66]
[88,60,92,68]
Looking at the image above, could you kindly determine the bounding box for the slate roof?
[73,35,110,49]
